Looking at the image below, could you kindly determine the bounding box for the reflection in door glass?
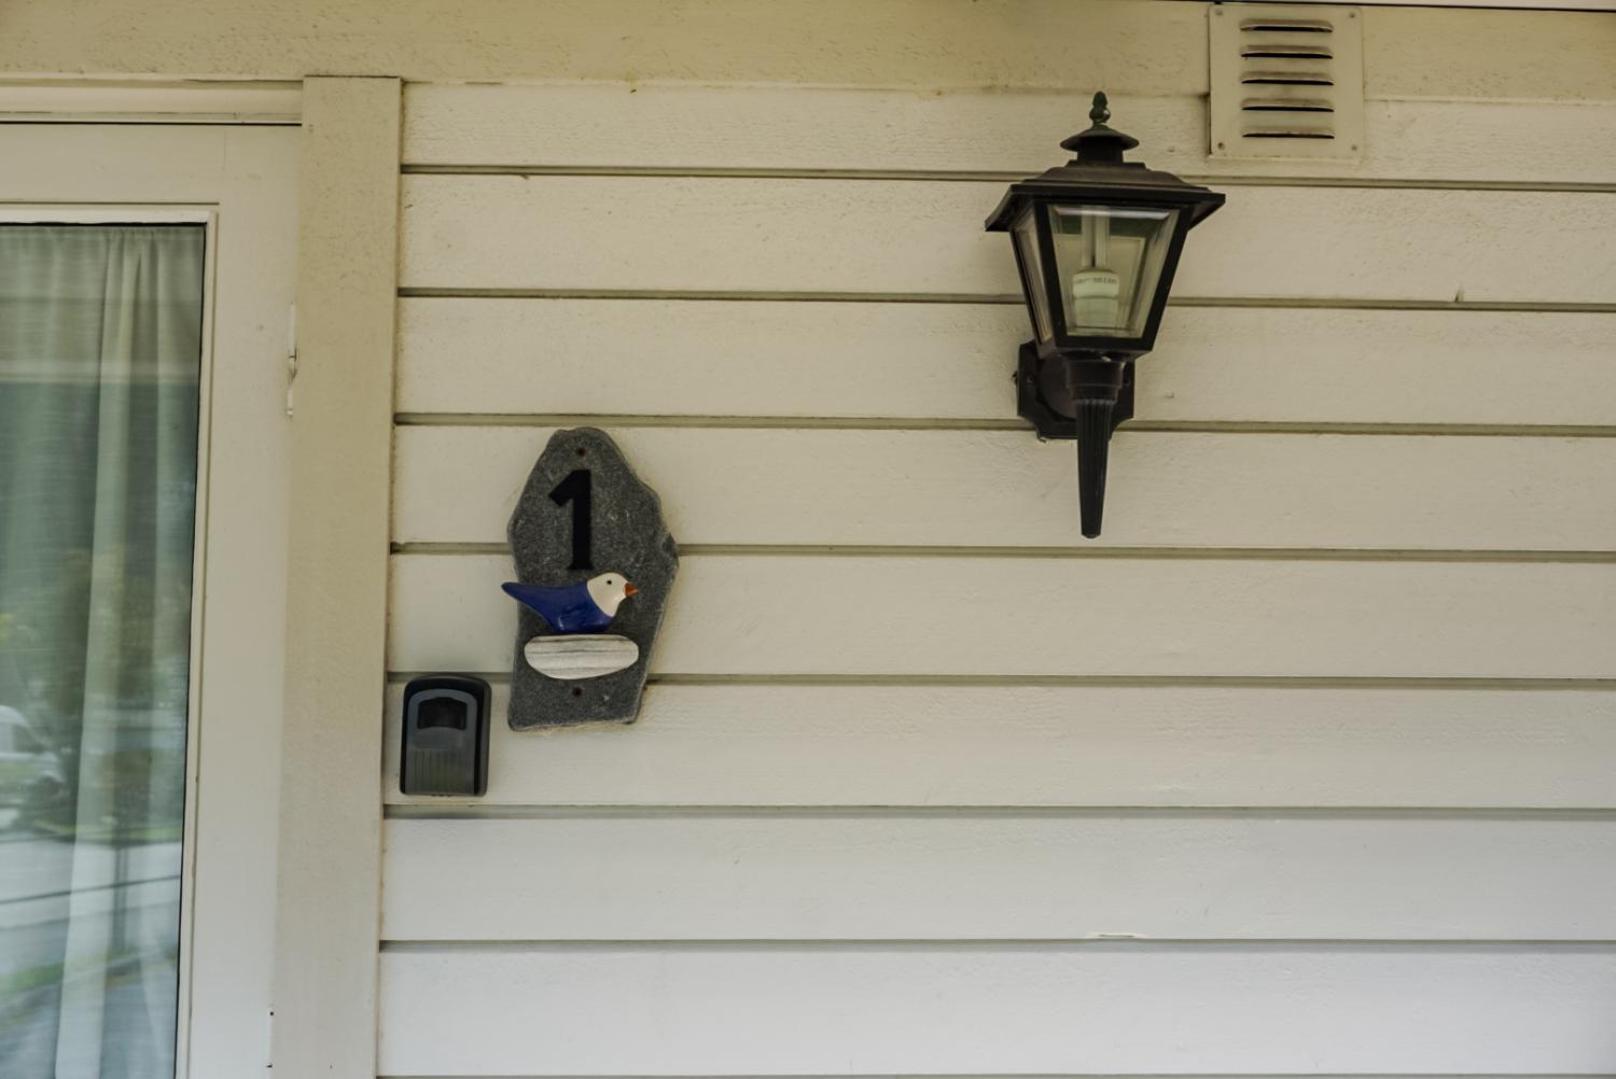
[0,225,204,1078]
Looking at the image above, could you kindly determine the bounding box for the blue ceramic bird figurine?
[502,572,637,634]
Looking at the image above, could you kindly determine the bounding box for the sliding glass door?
[0,223,207,1078]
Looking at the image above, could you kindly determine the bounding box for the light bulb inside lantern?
[1069,208,1120,329]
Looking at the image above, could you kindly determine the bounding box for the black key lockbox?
[400,674,491,796]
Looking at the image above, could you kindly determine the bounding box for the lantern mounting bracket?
[1016,342,1135,440]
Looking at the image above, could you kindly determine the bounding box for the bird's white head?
[585,572,638,617]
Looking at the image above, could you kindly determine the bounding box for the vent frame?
[1209,3,1365,162]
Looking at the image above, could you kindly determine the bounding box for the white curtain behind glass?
[0,225,204,1079]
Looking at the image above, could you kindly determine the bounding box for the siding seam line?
[388,543,1616,564]
[381,806,1616,821]
[392,414,1616,437]
[378,1074,1616,1079]
[0,118,301,128]
[399,164,1616,193]
[397,289,1616,312]
[384,671,1616,690]
[377,939,1616,953]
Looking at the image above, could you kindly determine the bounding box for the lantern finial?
[1060,89,1140,165]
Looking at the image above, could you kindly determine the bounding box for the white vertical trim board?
[270,76,400,1078]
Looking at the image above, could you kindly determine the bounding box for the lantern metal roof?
[984,93,1225,233]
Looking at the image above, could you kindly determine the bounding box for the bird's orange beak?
[623,582,639,597]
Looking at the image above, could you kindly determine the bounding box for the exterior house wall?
[4,1,1614,1075]
[376,18,1616,1072]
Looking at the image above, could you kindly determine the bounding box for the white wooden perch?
[523,635,639,680]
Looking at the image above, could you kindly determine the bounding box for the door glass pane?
[1011,209,1054,344]
[0,224,205,1079]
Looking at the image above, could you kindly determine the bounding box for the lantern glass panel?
[1012,209,1054,344]
[1047,204,1178,340]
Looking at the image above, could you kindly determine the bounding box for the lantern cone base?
[1063,358,1127,539]
[1014,345,1131,539]
[1074,398,1115,538]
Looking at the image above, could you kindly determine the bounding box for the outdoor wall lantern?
[986,93,1225,537]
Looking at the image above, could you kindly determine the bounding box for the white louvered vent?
[1209,3,1364,162]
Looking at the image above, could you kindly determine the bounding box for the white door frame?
[0,88,300,1077]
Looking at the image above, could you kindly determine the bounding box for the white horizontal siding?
[400,177,1616,303]
[403,84,1616,185]
[389,553,1616,679]
[383,66,1616,1078]
[398,300,1616,427]
[378,946,1616,1075]
[382,816,1616,941]
[381,683,1616,809]
[394,426,1616,551]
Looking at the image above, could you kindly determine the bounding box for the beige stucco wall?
[4,0,1615,99]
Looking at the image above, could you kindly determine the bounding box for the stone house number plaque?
[501,427,678,728]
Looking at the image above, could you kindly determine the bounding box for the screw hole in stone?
[571,687,583,698]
